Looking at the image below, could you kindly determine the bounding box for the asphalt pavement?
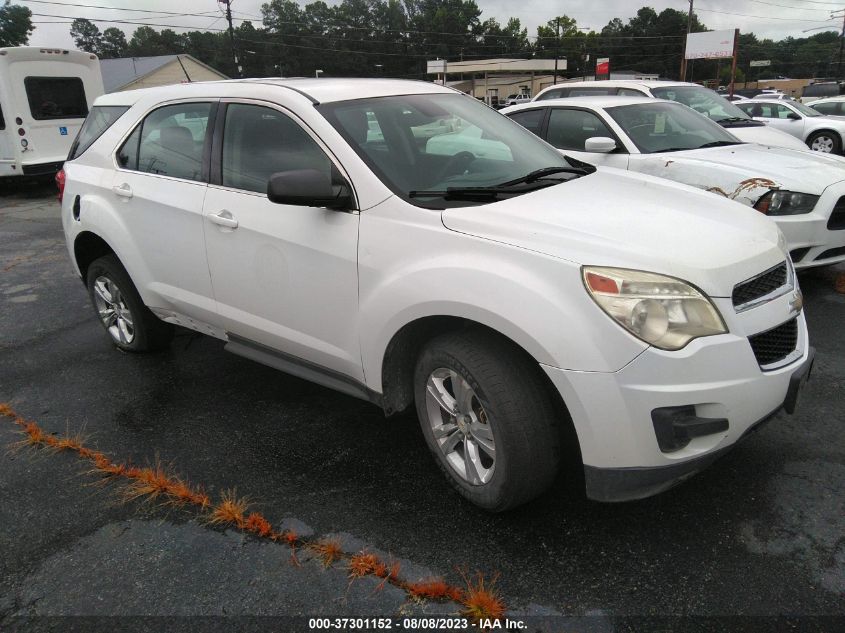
[0,182,843,632]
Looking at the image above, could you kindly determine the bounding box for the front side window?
[789,102,821,117]
[319,93,579,208]
[546,108,615,151]
[221,103,332,194]
[68,106,129,160]
[606,101,740,154]
[618,88,646,96]
[651,85,749,123]
[508,109,545,135]
[24,77,88,120]
[118,103,212,182]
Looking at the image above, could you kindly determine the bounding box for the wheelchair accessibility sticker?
[59,127,68,135]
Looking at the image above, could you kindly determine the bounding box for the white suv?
[59,79,814,511]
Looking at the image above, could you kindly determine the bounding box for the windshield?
[318,93,577,207]
[790,101,822,117]
[606,101,741,154]
[651,85,749,123]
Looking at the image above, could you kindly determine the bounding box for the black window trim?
[113,98,219,185]
[209,97,359,209]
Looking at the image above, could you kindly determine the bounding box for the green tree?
[99,27,128,59]
[0,0,33,47]
[70,18,102,54]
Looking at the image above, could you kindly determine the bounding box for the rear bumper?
[583,347,813,502]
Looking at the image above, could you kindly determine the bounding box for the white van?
[0,47,104,179]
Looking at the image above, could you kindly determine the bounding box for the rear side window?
[68,106,129,160]
[568,87,617,97]
[810,101,842,115]
[24,77,89,120]
[508,109,545,136]
[802,83,840,98]
[537,88,566,101]
[117,102,212,182]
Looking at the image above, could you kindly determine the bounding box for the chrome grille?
[732,262,789,311]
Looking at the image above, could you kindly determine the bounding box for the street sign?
[596,57,610,75]
[426,59,446,74]
[750,60,772,67]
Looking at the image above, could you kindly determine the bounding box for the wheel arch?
[74,231,118,280]
[807,128,843,148]
[379,315,582,463]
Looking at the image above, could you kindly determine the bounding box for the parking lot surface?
[1,184,843,630]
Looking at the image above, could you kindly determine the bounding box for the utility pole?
[679,0,693,81]
[837,9,845,82]
[553,17,560,85]
[219,0,241,78]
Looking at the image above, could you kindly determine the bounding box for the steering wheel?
[626,124,655,134]
[432,151,475,184]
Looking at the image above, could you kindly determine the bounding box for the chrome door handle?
[112,183,133,198]
[209,211,238,229]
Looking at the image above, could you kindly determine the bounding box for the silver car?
[737,99,845,154]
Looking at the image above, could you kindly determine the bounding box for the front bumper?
[777,185,845,268]
[542,301,811,502]
[581,348,814,502]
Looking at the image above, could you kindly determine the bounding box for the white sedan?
[502,96,845,269]
[736,99,845,154]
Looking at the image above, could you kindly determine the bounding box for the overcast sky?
[17,0,844,51]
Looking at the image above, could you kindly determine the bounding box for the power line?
[696,7,836,22]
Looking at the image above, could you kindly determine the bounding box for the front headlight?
[582,267,727,351]
[754,190,818,216]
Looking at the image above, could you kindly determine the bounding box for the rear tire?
[86,255,173,352]
[413,329,561,512]
[807,131,841,154]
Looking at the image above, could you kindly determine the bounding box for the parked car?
[801,81,844,104]
[532,80,808,150]
[751,92,794,101]
[59,79,813,510]
[0,46,104,179]
[807,96,845,117]
[503,96,845,269]
[736,99,845,154]
[504,93,531,107]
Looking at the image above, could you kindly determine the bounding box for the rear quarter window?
[24,77,89,120]
[68,106,129,160]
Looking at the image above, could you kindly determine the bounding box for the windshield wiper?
[697,140,743,148]
[718,116,750,124]
[409,163,594,200]
[409,181,556,200]
[496,165,593,187]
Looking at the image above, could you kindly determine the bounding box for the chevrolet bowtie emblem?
[789,290,803,315]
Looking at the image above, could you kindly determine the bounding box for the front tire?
[413,330,561,512]
[807,131,841,154]
[86,255,173,352]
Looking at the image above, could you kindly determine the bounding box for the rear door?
[202,100,362,380]
[0,100,13,166]
[110,100,218,325]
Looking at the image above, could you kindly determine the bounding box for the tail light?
[55,168,66,203]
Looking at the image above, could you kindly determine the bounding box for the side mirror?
[584,136,617,153]
[786,112,801,120]
[267,169,353,210]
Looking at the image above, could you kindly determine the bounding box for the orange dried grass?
[408,579,464,602]
[460,571,506,622]
[310,539,344,568]
[836,273,845,295]
[209,489,250,527]
[243,512,274,537]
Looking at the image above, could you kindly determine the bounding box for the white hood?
[441,168,785,298]
[726,123,809,150]
[630,143,845,206]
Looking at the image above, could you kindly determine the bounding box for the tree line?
[1,0,842,84]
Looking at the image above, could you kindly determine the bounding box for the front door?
[202,102,362,380]
[543,107,630,169]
